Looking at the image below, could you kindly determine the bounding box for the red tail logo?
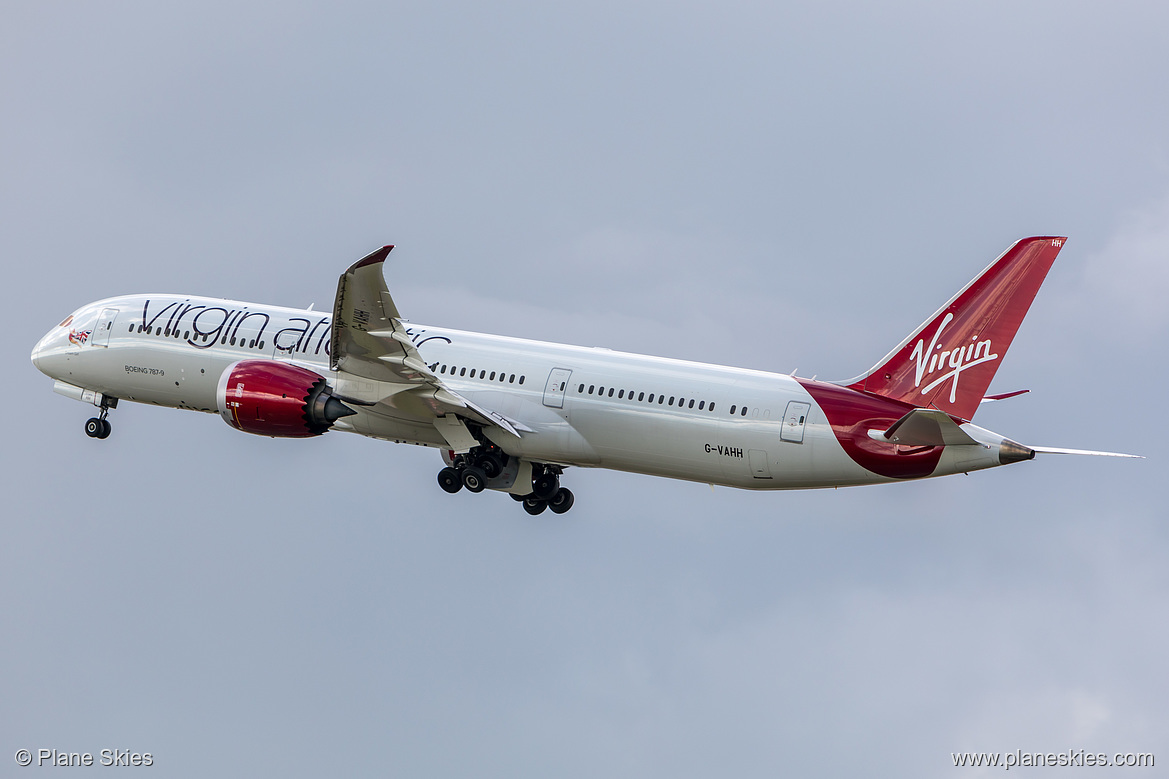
[847,237,1065,421]
[909,312,1000,403]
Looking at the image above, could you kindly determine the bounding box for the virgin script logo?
[910,313,999,403]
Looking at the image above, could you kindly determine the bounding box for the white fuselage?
[32,294,1014,491]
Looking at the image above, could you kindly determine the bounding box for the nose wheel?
[84,415,111,439]
[84,397,117,439]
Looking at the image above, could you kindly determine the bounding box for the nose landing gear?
[84,397,117,439]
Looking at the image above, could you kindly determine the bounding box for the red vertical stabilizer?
[845,236,1065,421]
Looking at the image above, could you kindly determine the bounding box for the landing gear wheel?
[522,497,547,515]
[437,467,463,494]
[476,454,503,479]
[548,487,574,514]
[532,473,559,501]
[85,418,103,438]
[98,419,111,439]
[461,466,487,493]
[510,493,529,502]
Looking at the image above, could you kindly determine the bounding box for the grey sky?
[3,2,1165,776]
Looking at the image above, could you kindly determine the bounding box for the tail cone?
[999,439,1035,465]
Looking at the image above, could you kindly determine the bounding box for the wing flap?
[434,413,479,452]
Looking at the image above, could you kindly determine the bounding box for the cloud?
[1081,195,1169,332]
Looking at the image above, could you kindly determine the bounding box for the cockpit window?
[59,315,73,327]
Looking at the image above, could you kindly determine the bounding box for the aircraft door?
[748,449,772,479]
[781,401,811,443]
[542,368,573,408]
[91,308,118,347]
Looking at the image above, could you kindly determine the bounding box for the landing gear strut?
[84,397,117,439]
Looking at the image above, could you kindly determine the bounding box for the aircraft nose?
[31,333,49,374]
[31,327,65,378]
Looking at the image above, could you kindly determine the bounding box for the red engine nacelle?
[216,360,354,437]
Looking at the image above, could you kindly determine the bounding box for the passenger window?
[638,392,645,401]
[698,401,705,410]
[730,405,737,415]
[618,390,624,399]
[689,399,695,409]
[741,406,748,416]
[608,388,614,397]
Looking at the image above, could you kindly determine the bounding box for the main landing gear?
[436,443,506,495]
[512,481,575,516]
[84,397,118,439]
[436,445,575,515]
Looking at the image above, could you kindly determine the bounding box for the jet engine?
[215,360,355,437]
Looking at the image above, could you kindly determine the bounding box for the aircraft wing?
[329,246,530,446]
[330,246,427,384]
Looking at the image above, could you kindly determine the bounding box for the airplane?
[30,236,1137,515]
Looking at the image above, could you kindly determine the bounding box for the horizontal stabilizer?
[879,408,980,447]
[1030,445,1143,459]
[981,389,1029,403]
